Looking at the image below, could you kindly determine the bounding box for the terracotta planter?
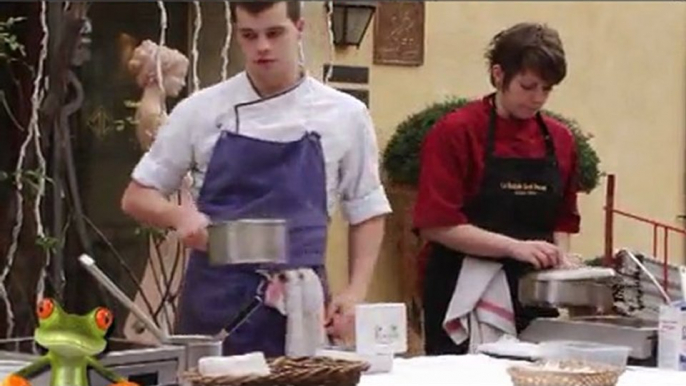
[387,184,425,356]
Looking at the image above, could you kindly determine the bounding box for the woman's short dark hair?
[230,1,301,24]
[485,22,567,88]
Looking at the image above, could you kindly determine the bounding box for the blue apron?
[175,85,329,357]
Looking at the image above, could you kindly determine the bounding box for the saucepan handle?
[214,277,270,341]
[215,295,263,341]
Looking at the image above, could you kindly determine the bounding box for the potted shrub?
[382,96,602,192]
[381,96,602,355]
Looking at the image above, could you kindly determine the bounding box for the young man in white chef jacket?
[120,1,391,356]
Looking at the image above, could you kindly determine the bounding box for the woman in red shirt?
[413,23,581,355]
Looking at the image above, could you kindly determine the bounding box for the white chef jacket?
[131,72,392,225]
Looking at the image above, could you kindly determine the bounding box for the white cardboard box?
[355,303,407,355]
[658,301,686,370]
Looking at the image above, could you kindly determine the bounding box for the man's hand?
[121,181,209,251]
[508,240,563,269]
[324,286,365,345]
[173,208,210,251]
[329,215,385,344]
[121,179,209,251]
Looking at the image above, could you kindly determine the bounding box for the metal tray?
[519,316,657,360]
[518,278,614,310]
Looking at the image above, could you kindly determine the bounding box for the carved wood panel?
[373,1,425,66]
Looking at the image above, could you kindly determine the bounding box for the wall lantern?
[328,1,377,47]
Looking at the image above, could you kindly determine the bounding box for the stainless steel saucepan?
[207,218,288,266]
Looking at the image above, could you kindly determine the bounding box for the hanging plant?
[382,97,602,193]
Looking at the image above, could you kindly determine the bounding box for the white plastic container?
[538,341,631,369]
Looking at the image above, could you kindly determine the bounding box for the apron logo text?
[500,182,548,196]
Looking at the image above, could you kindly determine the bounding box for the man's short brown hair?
[485,22,567,88]
[229,1,302,24]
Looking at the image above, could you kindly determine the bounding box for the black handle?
[216,276,271,340]
[218,295,263,339]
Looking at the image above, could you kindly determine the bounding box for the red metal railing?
[603,174,686,291]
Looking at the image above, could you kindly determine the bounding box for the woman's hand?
[508,240,563,269]
[559,253,584,269]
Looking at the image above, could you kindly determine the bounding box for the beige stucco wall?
[311,2,686,301]
[197,2,686,302]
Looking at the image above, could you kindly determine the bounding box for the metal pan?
[207,219,288,266]
[518,276,614,311]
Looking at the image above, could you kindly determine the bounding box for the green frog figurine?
[2,298,138,386]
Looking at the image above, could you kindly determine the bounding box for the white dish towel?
[264,268,327,357]
[443,257,517,353]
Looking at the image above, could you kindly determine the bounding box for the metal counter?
[0,338,185,386]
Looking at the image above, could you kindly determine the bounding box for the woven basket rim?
[182,356,370,386]
[507,360,624,377]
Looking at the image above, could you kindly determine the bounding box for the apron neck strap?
[486,94,557,163]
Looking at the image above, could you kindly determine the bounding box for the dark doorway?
[63,2,189,333]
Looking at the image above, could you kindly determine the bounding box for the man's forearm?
[420,224,518,259]
[121,181,184,229]
[347,215,386,298]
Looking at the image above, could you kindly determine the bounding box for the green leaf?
[113,120,125,132]
[35,235,60,253]
[123,100,140,109]
[134,226,168,240]
[23,169,53,185]
[5,17,27,27]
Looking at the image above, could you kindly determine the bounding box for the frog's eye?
[37,298,54,320]
[94,308,113,330]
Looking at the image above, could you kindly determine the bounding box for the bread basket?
[183,356,370,386]
[507,360,624,386]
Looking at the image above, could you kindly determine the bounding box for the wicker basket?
[507,360,624,386]
[182,356,370,386]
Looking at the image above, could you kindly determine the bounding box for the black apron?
[422,95,564,355]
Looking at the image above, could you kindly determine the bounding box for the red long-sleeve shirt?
[413,95,581,236]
